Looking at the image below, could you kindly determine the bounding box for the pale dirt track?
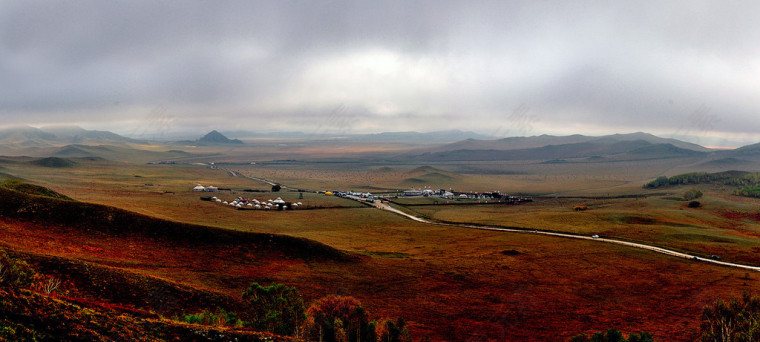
[227,167,760,272]
[372,201,760,272]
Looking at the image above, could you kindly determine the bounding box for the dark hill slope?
[178,130,243,145]
[623,143,706,159]
[1,180,73,200]
[0,186,353,262]
[410,140,655,161]
[0,282,290,341]
[2,246,238,314]
[733,142,760,155]
[200,130,244,144]
[29,156,77,168]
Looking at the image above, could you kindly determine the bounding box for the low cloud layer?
[1,1,758,146]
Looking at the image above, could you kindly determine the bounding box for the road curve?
[374,202,760,272]
[213,167,760,272]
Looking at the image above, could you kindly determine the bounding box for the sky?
[1,1,759,147]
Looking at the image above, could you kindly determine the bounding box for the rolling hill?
[39,125,146,144]
[0,181,354,341]
[0,185,353,261]
[421,132,712,154]
[0,125,143,147]
[404,140,708,162]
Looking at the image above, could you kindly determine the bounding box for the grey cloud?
[1,1,759,146]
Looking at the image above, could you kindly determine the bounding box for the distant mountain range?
[3,125,760,168]
[0,125,144,148]
[221,129,494,144]
[422,132,712,153]
[399,132,728,162]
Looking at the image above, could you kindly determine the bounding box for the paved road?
[214,167,760,272]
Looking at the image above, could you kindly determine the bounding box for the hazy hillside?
[422,132,712,154]
[222,129,493,145]
[732,142,760,155]
[404,139,710,162]
[40,125,146,144]
[0,126,57,147]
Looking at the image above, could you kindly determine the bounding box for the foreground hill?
[0,182,353,340]
[0,250,292,342]
[2,164,759,340]
[0,186,352,262]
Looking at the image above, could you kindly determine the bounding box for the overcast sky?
[1,1,759,147]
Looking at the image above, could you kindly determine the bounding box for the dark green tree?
[684,189,703,201]
[627,332,654,342]
[272,184,282,192]
[306,295,371,342]
[569,328,653,342]
[0,250,34,289]
[699,292,760,342]
[241,282,306,336]
[376,317,412,342]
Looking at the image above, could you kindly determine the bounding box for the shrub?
[569,329,654,342]
[699,292,760,342]
[242,282,306,336]
[306,295,370,342]
[181,309,241,327]
[375,317,412,342]
[684,189,703,201]
[0,251,35,288]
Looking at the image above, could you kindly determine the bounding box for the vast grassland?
[407,188,760,265]
[1,157,759,340]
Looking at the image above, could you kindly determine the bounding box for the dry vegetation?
[1,156,759,341]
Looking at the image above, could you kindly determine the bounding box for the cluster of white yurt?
[209,196,302,210]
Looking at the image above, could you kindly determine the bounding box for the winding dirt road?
[225,167,760,272]
[373,201,760,272]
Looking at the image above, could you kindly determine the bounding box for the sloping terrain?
[0,247,294,341]
[0,184,353,340]
[1,169,759,341]
[0,186,352,262]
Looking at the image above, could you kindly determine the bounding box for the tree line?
[644,171,760,198]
